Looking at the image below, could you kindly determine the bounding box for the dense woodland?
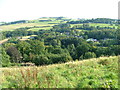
[0,17,119,67]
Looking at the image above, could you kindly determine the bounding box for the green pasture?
[27,27,52,31]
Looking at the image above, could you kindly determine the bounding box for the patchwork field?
[0,23,55,31]
[0,20,68,31]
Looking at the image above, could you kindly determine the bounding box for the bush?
[83,52,96,59]
[32,55,50,65]
[47,54,72,64]
[0,47,11,67]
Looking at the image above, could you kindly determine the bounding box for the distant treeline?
[67,18,117,24]
[0,20,27,26]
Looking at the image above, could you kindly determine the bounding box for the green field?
[27,27,52,31]
[0,23,55,31]
[0,20,67,31]
[70,24,83,27]
[0,18,116,31]
[1,56,118,88]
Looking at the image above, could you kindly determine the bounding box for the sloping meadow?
[0,56,118,88]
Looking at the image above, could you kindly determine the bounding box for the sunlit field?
[0,56,118,88]
[27,27,52,31]
[0,23,55,31]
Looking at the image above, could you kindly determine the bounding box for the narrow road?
[0,38,9,45]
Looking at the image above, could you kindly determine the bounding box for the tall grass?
[0,56,118,88]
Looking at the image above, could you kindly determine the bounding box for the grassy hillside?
[0,56,118,88]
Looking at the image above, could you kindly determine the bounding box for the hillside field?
[0,23,55,31]
[0,56,118,88]
[0,18,67,31]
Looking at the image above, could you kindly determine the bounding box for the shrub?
[47,54,72,64]
[32,55,50,65]
[0,47,11,67]
[83,52,96,59]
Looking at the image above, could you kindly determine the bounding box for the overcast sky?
[0,0,119,22]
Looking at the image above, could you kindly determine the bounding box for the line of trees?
[67,18,117,24]
[1,36,119,67]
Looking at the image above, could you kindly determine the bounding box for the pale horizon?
[0,0,119,22]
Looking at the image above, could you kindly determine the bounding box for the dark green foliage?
[7,37,19,44]
[68,18,117,24]
[53,23,71,32]
[116,26,120,44]
[51,48,64,54]
[29,40,45,54]
[49,39,61,47]
[83,52,96,59]
[67,44,77,60]
[95,47,107,57]
[84,30,116,40]
[6,46,22,63]
[109,45,120,55]
[1,18,119,66]
[76,42,91,58]
[0,47,11,67]
[1,20,27,25]
[99,39,118,47]
[47,54,72,64]
[16,41,31,55]
[32,55,50,65]
[61,37,85,47]
[31,54,72,66]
